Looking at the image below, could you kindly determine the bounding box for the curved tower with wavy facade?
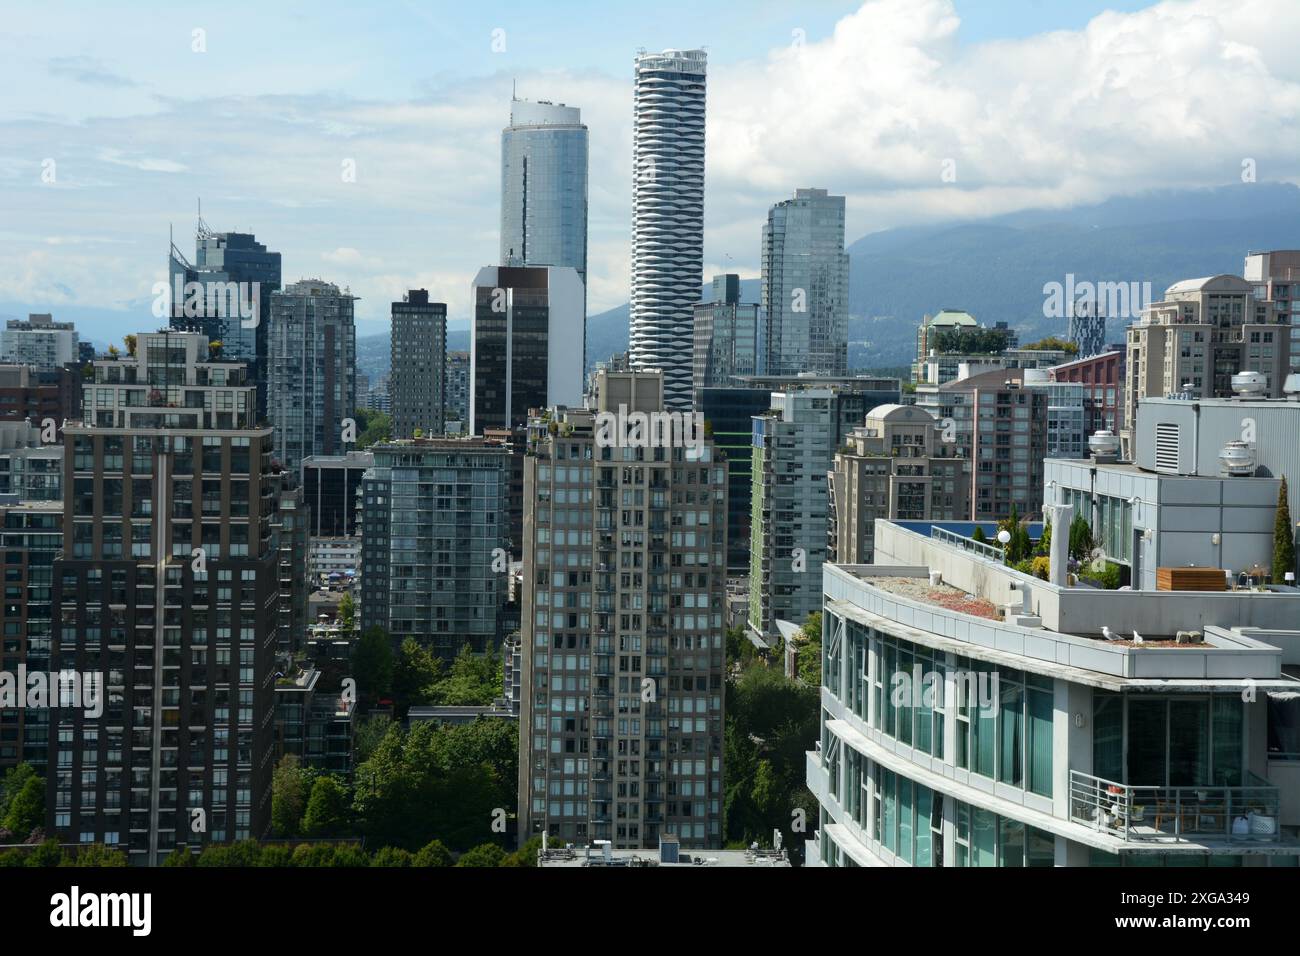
[630,48,706,410]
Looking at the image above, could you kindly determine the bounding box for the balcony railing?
[1069,770,1283,844]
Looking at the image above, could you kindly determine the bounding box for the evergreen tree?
[1274,477,1296,583]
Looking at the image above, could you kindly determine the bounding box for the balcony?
[1069,770,1284,844]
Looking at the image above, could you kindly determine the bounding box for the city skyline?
[5,0,1299,345]
[5,0,1300,893]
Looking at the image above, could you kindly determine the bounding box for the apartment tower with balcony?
[517,369,728,850]
[48,330,278,864]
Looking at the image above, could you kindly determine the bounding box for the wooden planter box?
[1156,567,1226,591]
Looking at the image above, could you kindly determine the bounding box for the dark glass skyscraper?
[169,221,282,417]
[469,265,585,434]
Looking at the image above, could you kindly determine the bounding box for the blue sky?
[1,0,1296,342]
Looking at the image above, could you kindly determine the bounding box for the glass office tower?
[500,99,589,292]
[169,224,282,417]
[761,188,849,378]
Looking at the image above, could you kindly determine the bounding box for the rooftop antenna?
[196,198,213,241]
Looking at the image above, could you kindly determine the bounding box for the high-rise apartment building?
[469,264,585,433]
[273,481,309,656]
[389,290,447,439]
[518,369,728,849]
[267,279,357,468]
[1123,273,1289,451]
[704,376,900,578]
[500,98,589,298]
[1048,345,1125,436]
[829,404,970,564]
[698,386,773,575]
[747,381,902,642]
[1,314,80,369]
[300,451,372,538]
[1025,370,1087,459]
[49,330,278,864]
[0,363,81,426]
[914,366,1049,521]
[1243,249,1300,370]
[692,274,759,405]
[761,188,850,378]
[748,390,835,643]
[629,48,707,409]
[359,437,511,659]
[445,350,471,431]
[0,500,62,773]
[169,224,282,416]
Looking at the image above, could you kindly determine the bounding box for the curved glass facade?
[500,100,588,292]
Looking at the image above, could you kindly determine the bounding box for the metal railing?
[1069,770,1282,843]
[931,525,1005,562]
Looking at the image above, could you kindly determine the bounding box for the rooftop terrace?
[824,519,1300,689]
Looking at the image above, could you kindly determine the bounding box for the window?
[956,661,1052,797]
[955,801,1054,867]
[1094,693,1244,786]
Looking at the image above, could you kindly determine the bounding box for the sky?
[1,0,1298,342]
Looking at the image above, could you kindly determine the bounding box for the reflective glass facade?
[500,100,588,297]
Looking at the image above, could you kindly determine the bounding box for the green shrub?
[371,846,413,867]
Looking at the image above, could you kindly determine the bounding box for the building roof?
[926,309,978,327]
[864,403,934,423]
[537,844,790,867]
[1164,274,1254,296]
[937,366,1026,391]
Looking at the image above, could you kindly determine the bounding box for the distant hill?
[356,182,1300,376]
[844,182,1300,367]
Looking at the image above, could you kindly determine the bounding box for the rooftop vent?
[1231,370,1267,397]
[1154,422,1180,473]
[1218,440,1256,477]
[1285,373,1300,398]
[1088,429,1120,462]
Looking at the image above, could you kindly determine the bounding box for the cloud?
[97,149,187,173]
[707,0,1300,241]
[47,55,138,88]
[3,0,1299,340]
